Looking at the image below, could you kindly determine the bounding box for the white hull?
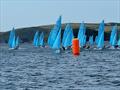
[9,46,19,50]
[108,46,116,50]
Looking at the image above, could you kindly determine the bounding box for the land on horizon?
[0,22,120,43]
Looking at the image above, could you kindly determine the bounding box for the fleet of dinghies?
[8,16,120,51]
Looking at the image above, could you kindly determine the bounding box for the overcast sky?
[0,0,120,32]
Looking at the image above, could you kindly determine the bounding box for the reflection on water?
[0,43,120,90]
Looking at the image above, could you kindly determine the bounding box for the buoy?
[72,38,80,55]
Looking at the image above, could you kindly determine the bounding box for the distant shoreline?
[0,23,120,43]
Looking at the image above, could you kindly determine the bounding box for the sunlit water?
[0,43,120,90]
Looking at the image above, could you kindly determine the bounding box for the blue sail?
[109,25,117,46]
[8,28,15,48]
[39,32,44,46]
[95,36,98,44]
[62,24,74,47]
[97,32,104,48]
[16,36,19,47]
[8,27,20,49]
[96,20,104,48]
[89,35,94,46]
[111,33,117,46]
[8,31,12,47]
[33,31,39,46]
[52,29,61,49]
[51,16,61,47]
[47,16,62,47]
[64,28,74,47]
[83,35,86,46]
[49,28,58,47]
[62,24,70,46]
[78,21,86,47]
[47,30,53,47]
[96,20,104,45]
[56,16,61,28]
[11,35,16,48]
[35,37,39,47]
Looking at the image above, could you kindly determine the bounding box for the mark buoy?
[72,38,80,55]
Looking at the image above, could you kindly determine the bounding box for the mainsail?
[8,28,15,48]
[11,34,16,48]
[109,25,117,46]
[52,29,61,49]
[62,24,74,48]
[47,16,62,47]
[78,21,86,47]
[39,32,44,46]
[33,31,39,47]
[16,36,19,47]
[97,31,104,48]
[97,20,105,48]
[8,27,19,49]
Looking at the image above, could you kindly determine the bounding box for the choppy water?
[0,43,120,90]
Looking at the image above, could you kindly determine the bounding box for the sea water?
[0,43,120,90]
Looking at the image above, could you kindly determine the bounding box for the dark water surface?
[0,43,120,90]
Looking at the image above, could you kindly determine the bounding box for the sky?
[0,0,120,32]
